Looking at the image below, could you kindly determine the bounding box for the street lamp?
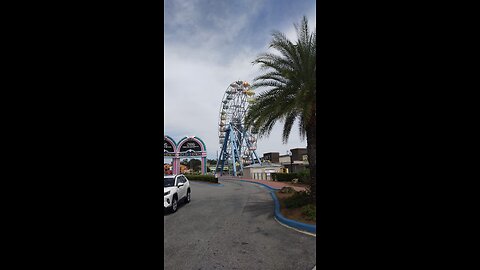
[287,150,293,174]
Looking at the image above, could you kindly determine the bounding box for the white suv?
[164,174,191,213]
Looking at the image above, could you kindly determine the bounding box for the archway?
[164,135,178,175]
[176,136,207,175]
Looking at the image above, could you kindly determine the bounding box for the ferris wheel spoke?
[216,81,262,177]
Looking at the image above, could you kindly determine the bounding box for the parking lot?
[164,180,316,270]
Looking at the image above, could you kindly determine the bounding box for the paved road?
[164,180,316,270]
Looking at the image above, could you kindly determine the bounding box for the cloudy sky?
[164,0,316,159]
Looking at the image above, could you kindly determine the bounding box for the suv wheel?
[186,190,191,203]
[171,196,178,213]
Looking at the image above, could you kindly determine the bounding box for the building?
[179,164,188,174]
[278,148,309,173]
[166,163,189,174]
[279,154,290,164]
[278,154,291,172]
[243,162,283,180]
[164,164,172,175]
[263,152,280,163]
[291,148,308,163]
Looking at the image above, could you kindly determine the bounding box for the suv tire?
[171,196,178,213]
[185,190,191,203]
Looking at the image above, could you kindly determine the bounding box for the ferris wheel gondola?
[215,80,262,176]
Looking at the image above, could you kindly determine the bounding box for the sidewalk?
[219,176,307,192]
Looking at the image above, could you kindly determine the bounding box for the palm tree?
[246,16,316,202]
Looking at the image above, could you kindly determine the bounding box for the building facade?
[243,163,283,180]
[263,152,280,163]
[277,148,309,173]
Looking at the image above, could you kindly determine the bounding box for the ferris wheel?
[215,80,262,176]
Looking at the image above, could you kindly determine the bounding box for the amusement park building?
[164,163,188,175]
[263,152,280,163]
[164,164,172,175]
[278,148,309,173]
[208,166,229,172]
[243,162,283,181]
[259,148,309,175]
[240,148,309,179]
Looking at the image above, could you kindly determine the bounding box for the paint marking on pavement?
[274,217,317,237]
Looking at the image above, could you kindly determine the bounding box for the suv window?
[179,176,186,183]
[175,176,183,184]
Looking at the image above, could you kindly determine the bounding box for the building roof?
[244,162,282,168]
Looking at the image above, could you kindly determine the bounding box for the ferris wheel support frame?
[215,80,263,177]
[216,124,241,176]
[243,130,262,166]
[215,124,262,177]
[216,125,230,175]
[232,126,245,175]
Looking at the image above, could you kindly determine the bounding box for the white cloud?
[164,0,315,159]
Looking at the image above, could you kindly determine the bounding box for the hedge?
[271,173,300,182]
[184,174,218,183]
[271,170,310,183]
[297,170,310,184]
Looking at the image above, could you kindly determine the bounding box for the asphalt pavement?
[164,180,316,270]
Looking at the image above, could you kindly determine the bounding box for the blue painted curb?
[237,180,281,191]
[222,178,316,234]
[270,192,316,234]
[220,178,281,191]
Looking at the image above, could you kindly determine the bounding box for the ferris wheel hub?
[216,81,262,176]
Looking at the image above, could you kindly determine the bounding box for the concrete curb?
[223,178,316,235]
[270,192,316,235]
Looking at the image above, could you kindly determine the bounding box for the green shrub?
[184,174,218,183]
[297,170,310,184]
[279,187,295,194]
[271,173,300,182]
[301,204,316,221]
[284,191,310,208]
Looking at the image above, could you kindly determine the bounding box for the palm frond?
[247,15,315,143]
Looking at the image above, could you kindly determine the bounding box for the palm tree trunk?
[306,115,316,203]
